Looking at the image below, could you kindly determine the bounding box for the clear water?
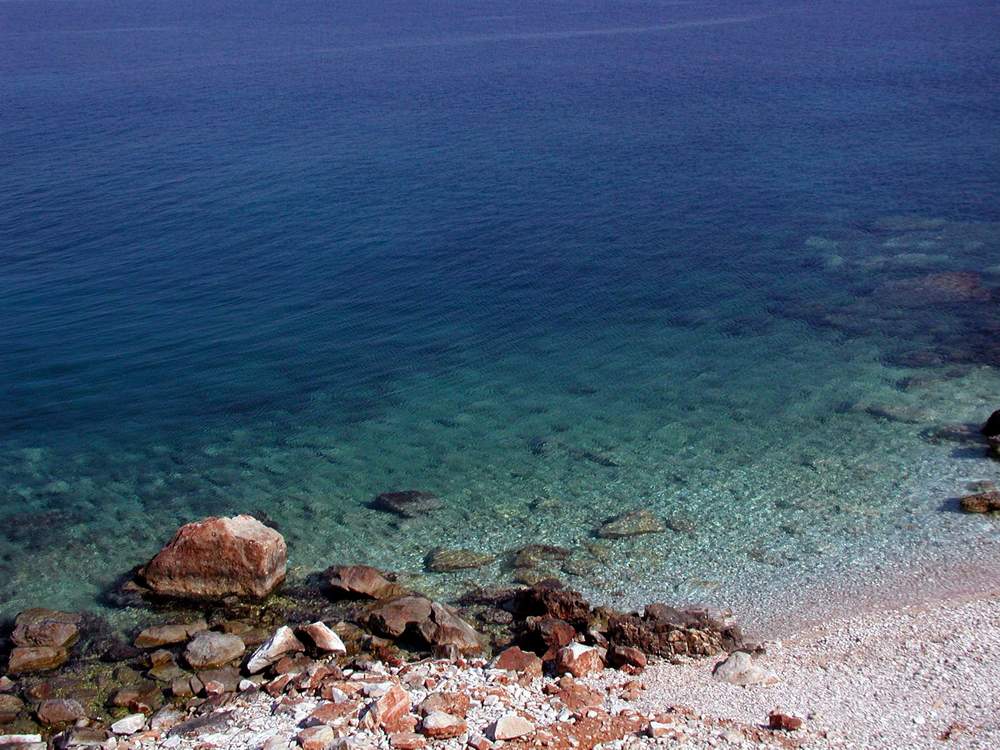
[2,0,1000,625]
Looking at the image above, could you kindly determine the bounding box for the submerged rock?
[512,544,570,569]
[425,548,494,573]
[326,565,398,599]
[141,515,286,600]
[183,632,246,670]
[370,491,442,518]
[11,609,81,650]
[596,509,665,538]
[878,271,991,306]
[7,647,68,675]
[960,491,1000,514]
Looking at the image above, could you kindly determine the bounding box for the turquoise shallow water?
[2,0,1000,624]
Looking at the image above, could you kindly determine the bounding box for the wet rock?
[0,694,24,723]
[488,714,533,741]
[7,647,68,675]
[555,643,604,677]
[326,565,398,599]
[492,647,543,678]
[36,699,85,727]
[141,515,286,600]
[982,409,1000,436]
[183,631,246,670]
[111,681,161,711]
[134,619,207,649]
[607,644,647,670]
[512,545,570,570]
[959,491,1000,513]
[420,711,467,739]
[712,651,779,686]
[110,714,145,735]
[299,622,346,654]
[425,549,493,573]
[11,610,81,650]
[370,491,442,518]
[596,509,665,539]
[245,626,305,674]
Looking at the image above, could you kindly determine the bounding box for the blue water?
[2,0,1000,622]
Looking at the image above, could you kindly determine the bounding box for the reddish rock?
[0,693,24,722]
[360,684,412,733]
[552,677,604,712]
[555,643,604,678]
[134,620,207,649]
[298,725,336,750]
[960,491,1000,513]
[11,609,81,650]
[368,598,482,654]
[36,698,86,726]
[246,626,305,673]
[518,617,577,660]
[326,565,398,599]
[607,645,647,671]
[141,515,286,600]
[307,701,357,726]
[493,646,543,678]
[299,622,346,655]
[420,711,467,740]
[769,712,803,731]
[7,646,68,674]
[417,692,470,718]
[391,732,427,749]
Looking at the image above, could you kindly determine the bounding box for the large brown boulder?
[141,515,286,600]
[368,597,483,654]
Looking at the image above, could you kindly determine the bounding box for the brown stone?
[36,698,85,726]
[298,725,336,750]
[134,620,207,649]
[0,693,24,722]
[425,549,493,573]
[11,609,81,650]
[370,490,442,518]
[307,701,357,726]
[596,510,665,539]
[360,684,412,733]
[607,645,647,670]
[960,491,1000,513]
[417,692,470,718]
[368,598,482,654]
[768,712,803,731]
[519,617,578,661]
[141,515,286,600]
[555,644,604,678]
[299,622,346,655]
[390,731,426,750]
[6,646,68,674]
[420,711,467,739]
[493,647,543,678]
[184,632,246,670]
[326,565,397,599]
[552,678,604,712]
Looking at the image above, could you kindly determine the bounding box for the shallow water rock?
[7,647,68,675]
[370,490,442,518]
[425,548,493,573]
[36,699,85,727]
[712,651,779,686]
[0,694,25,722]
[512,544,570,569]
[11,610,81,650]
[326,564,398,599]
[183,632,245,670]
[878,271,991,306]
[959,491,1000,513]
[368,597,483,654]
[134,620,207,649]
[141,515,286,600]
[596,509,665,538]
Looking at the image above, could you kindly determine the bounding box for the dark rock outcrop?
[370,491,442,518]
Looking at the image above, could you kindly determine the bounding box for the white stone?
[246,626,305,674]
[488,714,534,741]
[111,713,146,735]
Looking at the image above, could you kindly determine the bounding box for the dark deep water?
[2,0,1000,620]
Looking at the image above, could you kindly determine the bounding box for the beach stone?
[607,644,647,670]
[370,490,442,518]
[596,510,665,539]
[149,707,185,733]
[420,711,467,739]
[492,646,543,678]
[299,622,346,654]
[368,597,482,653]
[111,681,161,710]
[488,714,533,741]
[134,619,207,649]
[712,651,779,686]
[0,694,24,722]
[326,565,397,599]
[555,643,604,677]
[552,678,604,712]
[360,684,412,733]
[306,701,357,726]
[141,515,286,600]
[417,692,470,718]
[51,727,113,750]
[6,647,68,675]
[183,631,245,670]
[246,626,305,673]
[0,676,14,692]
[390,732,426,750]
[425,548,493,573]
[36,699,85,727]
[11,610,81,650]
[297,725,335,750]
[0,736,42,748]
[960,491,1000,513]
[768,711,803,731]
[110,714,145,735]
[518,617,578,661]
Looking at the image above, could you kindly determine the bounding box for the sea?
[2,0,1000,628]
